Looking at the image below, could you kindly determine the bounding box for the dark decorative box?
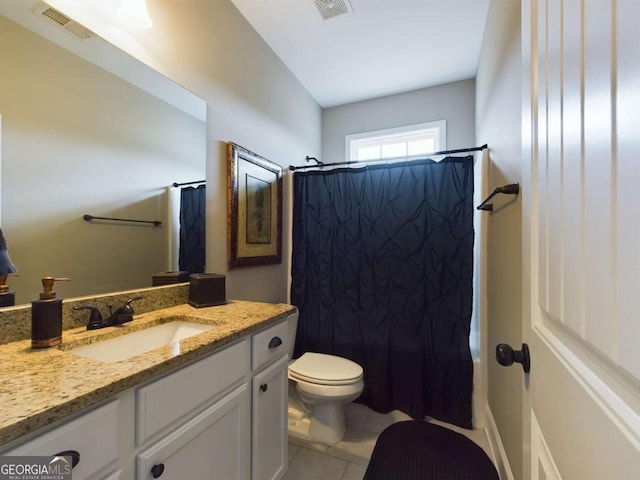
[189,273,226,308]
[152,271,190,286]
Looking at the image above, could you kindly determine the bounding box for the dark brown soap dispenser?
[0,274,17,307]
[31,276,71,349]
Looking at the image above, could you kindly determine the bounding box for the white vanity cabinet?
[135,317,291,480]
[250,321,289,480]
[1,315,294,480]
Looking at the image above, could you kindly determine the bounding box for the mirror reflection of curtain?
[0,228,17,275]
[179,185,206,274]
[291,157,474,429]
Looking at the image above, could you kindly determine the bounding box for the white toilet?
[286,312,365,444]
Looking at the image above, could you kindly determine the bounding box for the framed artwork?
[227,142,282,268]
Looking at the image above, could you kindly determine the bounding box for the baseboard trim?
[485,405,515,480]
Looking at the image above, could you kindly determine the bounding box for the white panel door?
[522,0,640,478]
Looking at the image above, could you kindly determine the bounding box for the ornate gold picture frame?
[227,142,282,269]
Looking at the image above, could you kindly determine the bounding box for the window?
[345,120,446,162]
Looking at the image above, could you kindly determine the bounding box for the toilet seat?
[289,352,363,386]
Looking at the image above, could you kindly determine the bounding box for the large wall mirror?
[0,1,207,305]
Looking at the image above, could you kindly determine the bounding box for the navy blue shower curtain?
[179,184,206,274]
[291,157,474,429]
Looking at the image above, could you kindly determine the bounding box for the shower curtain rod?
[289,144,487,172]
[172,180,206,187]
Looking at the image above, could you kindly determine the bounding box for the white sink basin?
[70,321,214,363]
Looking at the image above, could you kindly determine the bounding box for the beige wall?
[0,15,205,304]
[475,0,523,478]
[118,0,323,304]
[322,79,476,163]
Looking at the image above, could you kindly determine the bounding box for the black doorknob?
[496,343,530,373]
[151,463,165,478]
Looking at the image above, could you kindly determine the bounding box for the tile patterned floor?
[283,403,494,480]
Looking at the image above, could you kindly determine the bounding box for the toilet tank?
[286,310,299,359]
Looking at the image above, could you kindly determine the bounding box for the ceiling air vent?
[37,3,93,40]
[314,0,352,21]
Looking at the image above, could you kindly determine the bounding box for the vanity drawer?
[252,320,288,371]
[6,400,119,480]
[136,339,249,444]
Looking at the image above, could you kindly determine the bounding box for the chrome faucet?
[73,296,143,330]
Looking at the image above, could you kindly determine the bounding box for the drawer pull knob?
[260,383,268,392]
[151,463,165,478]
[268,336,282,349]
[53,450,80,469]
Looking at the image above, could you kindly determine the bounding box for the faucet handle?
[126,295,143,307]
[73,305,105,330]
[123,295,143,313]
[114,296,143,325]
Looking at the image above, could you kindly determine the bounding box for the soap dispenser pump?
[0,274,18,307]
[31,276,71,349]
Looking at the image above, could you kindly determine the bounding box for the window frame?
[344,120,447,162]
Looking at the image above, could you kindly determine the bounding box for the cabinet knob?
[268,336,282,349]
[151,463,165,478]
[53,450,80,469]
[260,383,268,392]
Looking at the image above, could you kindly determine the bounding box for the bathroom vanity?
[0,295,294,480]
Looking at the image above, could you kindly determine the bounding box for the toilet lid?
[289,352,363,385]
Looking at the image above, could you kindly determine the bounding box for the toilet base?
[288,416,312,442]
[287,401,347,445]
[309,402,347,444]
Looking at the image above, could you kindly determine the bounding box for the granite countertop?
[0,300,296,447]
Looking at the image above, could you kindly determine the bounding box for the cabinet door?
[137,384,250,480]
[252,355,288,480]
[5,400,119,480]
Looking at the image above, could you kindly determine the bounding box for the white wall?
[475,0,522,478]
[322,79,476,163]
[119,0,322,304]
[0,15,205,304]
